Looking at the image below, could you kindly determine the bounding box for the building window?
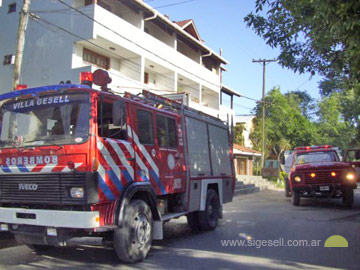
[3,54,14,65]
[156,115,177,148]
[83,48,110,70]
[8,3,16,13]
[137,110,154,145]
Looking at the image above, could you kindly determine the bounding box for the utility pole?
[12,0,31,90]
[252,58,277,172]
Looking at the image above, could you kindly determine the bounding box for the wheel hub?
[134,214,151,247]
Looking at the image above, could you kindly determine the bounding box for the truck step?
[161,212,188,222]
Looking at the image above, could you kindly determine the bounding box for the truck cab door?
[96,97,135,201]
[154,113,186,194]
[127,104,186,196]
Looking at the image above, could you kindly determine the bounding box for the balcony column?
[140,10,145,31]
[173,72,178,93]
[140,56,145,85]
[199,84,202,103]
[174,34,178,50]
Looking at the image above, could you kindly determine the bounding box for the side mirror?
[112,100,125,127]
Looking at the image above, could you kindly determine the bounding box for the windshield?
[295,151,339,165]
[0,93,90,148]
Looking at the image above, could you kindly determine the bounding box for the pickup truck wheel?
[342,189,354,208]
[292,191,300,206]
[284,177,291,197]
[198,189,220,231]
[114,200,153,263]
[26,244,52,252]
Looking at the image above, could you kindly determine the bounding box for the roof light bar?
[295,145,333,151]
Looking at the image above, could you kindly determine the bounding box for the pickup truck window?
[295,151,339,165]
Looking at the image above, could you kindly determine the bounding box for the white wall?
[0,1,224,119]
[0,0,22,90]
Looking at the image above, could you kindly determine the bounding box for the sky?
[148,0,324,115]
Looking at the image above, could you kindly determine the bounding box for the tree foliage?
[234,123,246,146]
[316,92,357,149]
[244,0,360,95]
[250,87,358,159]
[250,87,316,160]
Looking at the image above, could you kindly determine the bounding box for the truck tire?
[292,191,300,206]
[14,234,52,252]
[198,189,220,231]
[26,244,52,252]
[284,177,291,197]
[114,200,153,263]
[186,212,200,232]
[342,189,354,208]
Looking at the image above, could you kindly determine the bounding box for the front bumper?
[0,207,100,229]
[292,183,356,196]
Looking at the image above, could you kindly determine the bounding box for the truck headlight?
[294,176,301,182]
[0,224,9,231]
[70,187,84,198]
[346,173,355,181]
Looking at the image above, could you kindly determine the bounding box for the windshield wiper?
[0,139,24,152]
[24,139,64,150]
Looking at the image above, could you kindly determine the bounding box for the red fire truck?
[0,70,235,263]
[283,145,356,207]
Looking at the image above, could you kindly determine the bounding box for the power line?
[31,11,264,106]
[252,58,277,168]
[153,0,195,9]
[29,5,264,110]
[29,13,232,108]
[56,0,223,91]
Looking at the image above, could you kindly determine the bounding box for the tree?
[244,0,360,95]
[285,90,315,119]
[234,123,246,146]
[315,93,357,149]
[250,87,316,161]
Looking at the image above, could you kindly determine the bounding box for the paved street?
[1,189,360,270]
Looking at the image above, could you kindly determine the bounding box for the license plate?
[320,186,330,191]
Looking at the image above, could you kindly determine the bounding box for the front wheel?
[114,200,153,263]
[198,189,220,231]
[284,177,291,197]
[292,191,300,206]
[26,244,52,252]
[342,189,354,208]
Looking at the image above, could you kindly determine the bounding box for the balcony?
[72,4,221,89]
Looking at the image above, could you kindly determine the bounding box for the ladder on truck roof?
[124,90,226,125]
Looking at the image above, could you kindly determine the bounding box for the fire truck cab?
[284,145,356,207]
[0,70,235,263]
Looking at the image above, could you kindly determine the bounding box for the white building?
[235,115,256,149]
[0,0,240,121]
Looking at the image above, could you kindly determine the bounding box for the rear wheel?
[198,189,220,231]
[342,189,354,208]
[114,200,153,263]
[284,177,291,197]
[292,191,300,206]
